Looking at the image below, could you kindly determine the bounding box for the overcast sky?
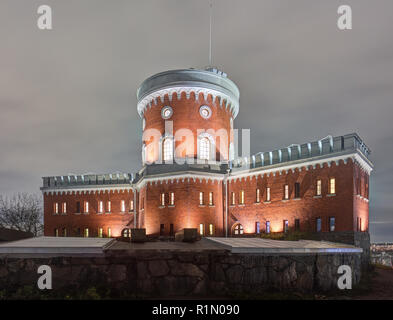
[0,0,392,242]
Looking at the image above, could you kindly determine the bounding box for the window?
[316,179,322,196]
[163,137,173,161]
[231,192,235,205]
[76,201,81,213]
[209,192,214,206]
[98,228,103,238]
[54,203,59,214]
[98,201,104,213]
[294,183,300,198]
[84,201,89,213]
[199,192,204,205]
[239,190,244,204]
[283,220,289,233]
[160,224,165,236]
[107,201,111,213]
[54,228,59,237]
[62,202,67,214]
[199,224,204,236]
[295,219,300,231]
[107,228,112,238]
[329,217,335,232]
[255,222,260,234]
[62,228,67,237]
[284,185,289,200]
[329,178,336,194]
[234,224,243,235]
[161,106,173,119]
[84,228,89,238]
[122,229,131,238]
[266,221,271,234]
[170,192,174,205]
[161,193,165,206]
[199,105,212,119]
[200,137,210,160]
[266,187,271,202]
[121,200,126,212]
[357,217,362,232]
[256,189,260,203]
[209,224,214,235]
[130,200,134,211]
[316,218,322,232]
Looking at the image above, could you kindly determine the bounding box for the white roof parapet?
[136,68,240,118]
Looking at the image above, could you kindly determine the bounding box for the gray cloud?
[0,0,392,242]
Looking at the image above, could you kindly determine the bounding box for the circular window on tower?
[161,106,173,119]
[199,105,212,119]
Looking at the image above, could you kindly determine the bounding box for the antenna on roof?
[209,0,213,67]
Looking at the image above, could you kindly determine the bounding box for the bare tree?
[0,193,43,236]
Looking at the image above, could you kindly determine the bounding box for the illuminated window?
[283,220,289,233]
[199,224,204,236]
[239,190,244,204]
[200,137,210,160]
[329,178,336,194]
[231,192,235,205]
[209,224,214,235]
[209,192,214,206]
[266,187,271,202]
[266,221,271,234]
[54,228,59,237]
[122,229,131,238]
[107,201,111,213]
[316,218,322,232]
[329,217,335,232]
[163,138,173,161]
[107,227,112,238]
[199,192,204,205]
[54,202,59,214]
[98,228,103,238]
[161,193,165,206]
[170,192,175,205]
[256,189,260,203]
[161,106,173,119]
[294,183,300,198]
[316,179,322,196]
[234,224,243,235]
[284,185,289,200]
[84,201,89,213]
[62,228,67,237]
[255,222,260,234]
[130,200,134,211]
[62,202,67,214]
[84,228,89,238]
[121,200,126,212]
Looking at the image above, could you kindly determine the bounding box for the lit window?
[209,224,214,235]
[107,201,111,213]
[98,201,104,213]
[209,192,214,206]
[316,179,322,196]
[161,193,165,206]
[284,185,289,200]
[231,192,235,205]
[98,228,103,238]
[54,228,59,237]
[200,137,210,160]
[107,228,112,238]
[84,228,89,238]
[255,222,260,234]
[283,220,289,233]
[163,138,173,161]
[63,228,67,237]
[199,192,204,205]
[329,217,335,232]
[199,105,212,119]
[316,218,322,232]
[62,202,67,214]
[84,201,89,213]
[266,187,271,202]
[329,178,336,194]
[170,192,175,205]
[130,200,134,211]
[121,200,126,212]
[161,106,173,119]
[199,224,204,236]
[54,203,59,214]
[256,189,260,203]
[239,190,244,204]
[266,221,271,234]
[234,224,244,235]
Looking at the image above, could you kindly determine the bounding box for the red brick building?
[42,68,373,242]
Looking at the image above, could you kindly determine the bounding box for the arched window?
[233,224,244,235]
[200,137,210,160]
[163,137,173,161]
[122,228,131,238]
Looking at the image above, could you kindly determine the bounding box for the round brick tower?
[137,68,240,165]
